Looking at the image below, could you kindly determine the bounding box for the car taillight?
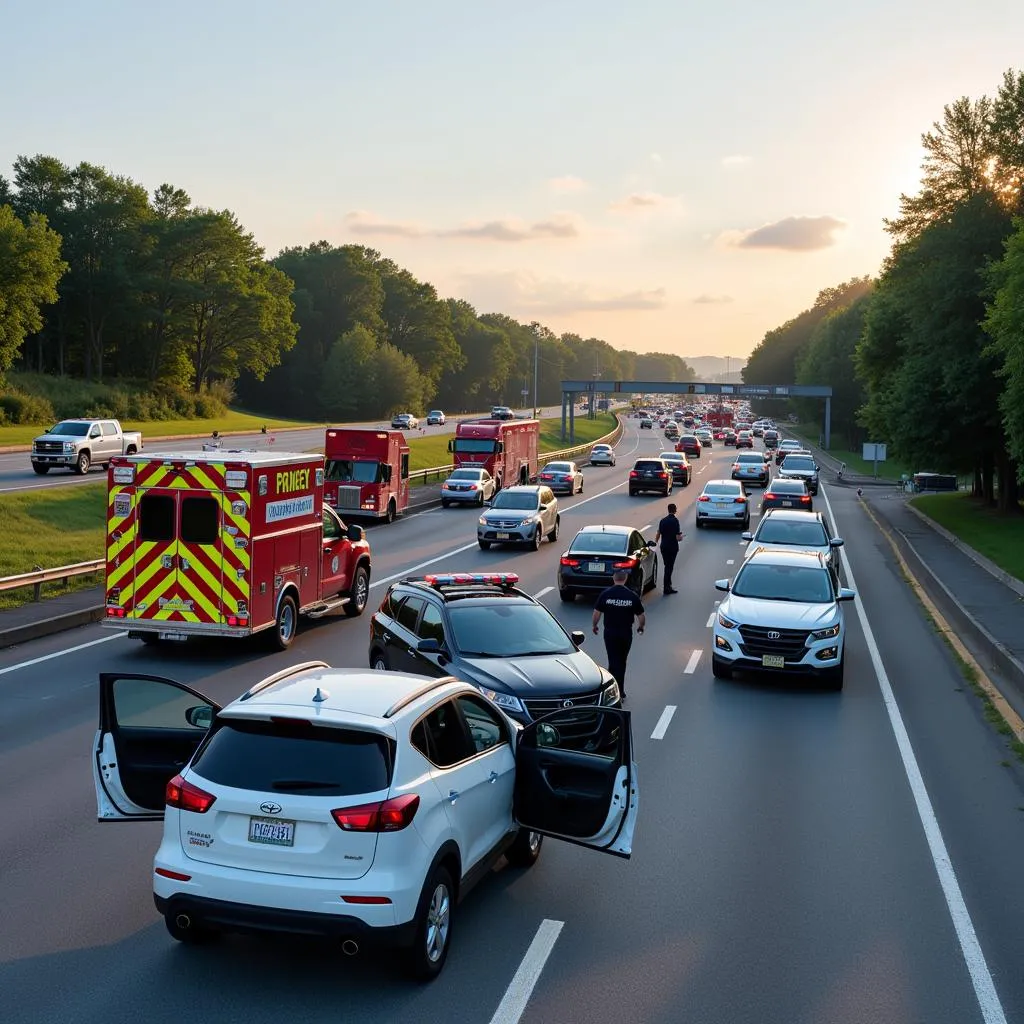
[166,775,216,813]
[331,794,420,832]
[613,558,637,569]
[764,492,776,499]
[698,495,710,502]
[734,496,747,504]
[629,471,639,478]
[801,495,811,503]
[658,472,667,478]
[560,557,580,567]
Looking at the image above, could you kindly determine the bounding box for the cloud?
[650,153,663,163]
[692,293,734,304]
[725,215,847,251]
[344,210,581,242]
[456,271,667,316]
[547,175,589,194]
[608,191,682,213]
[721,155,751,166]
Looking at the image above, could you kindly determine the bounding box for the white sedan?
[441,467,496,506]
[589,444,617,466]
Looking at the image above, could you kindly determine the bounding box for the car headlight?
[63,442,76,452]
[718,612,738,629]
[600,679,620,705]
[479,687,524,714]
[478,516,488,526]
[812,623,841,640]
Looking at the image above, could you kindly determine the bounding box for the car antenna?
[312,687,328,703]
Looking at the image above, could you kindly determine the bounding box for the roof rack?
[383,676,461,719]
[402,572,520,589]
[239,661,330,701]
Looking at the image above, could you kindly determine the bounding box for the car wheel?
[643,558,658,592]
[370,650,389,671]
[75,451,91,475]
[547,516,559,543]
[385,499,397,524]
[559,588,575,603]
[441,499,450,508]
[695,517,704,529]
[823,656,845,692]
[478,539,491,550]
[578,479,584,494]
[139,633,162,647]
[344,565,370,617]
[31,463,49,475]
[711,655,732,680]
[531,526,542,551]
[272,594,298,650]
[505,829,544,868]
[164,913,218,945]
[406,865,454,982]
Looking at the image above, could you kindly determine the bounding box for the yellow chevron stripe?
[132,568,177,614]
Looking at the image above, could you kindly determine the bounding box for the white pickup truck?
[31,418,143,475]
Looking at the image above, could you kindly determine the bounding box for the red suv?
[675,434,701,458]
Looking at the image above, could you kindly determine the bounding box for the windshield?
[48,421,90,436]
[449,603,574,656]
[490,491,539,510]
[449,468,484,480]
[325,459,380,484]
[569,532,629,555]
[756,520,828,546]
[732,563,834,602]
[454,439,498,454]
[782,456,816,471]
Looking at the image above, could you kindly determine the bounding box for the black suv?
[367,573,621,735]
[628,458,673,496]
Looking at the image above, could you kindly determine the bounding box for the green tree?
[0,206,68,375]
[438,299,514,407]
[988,68,1024,214]
[369,342,431,415]
[319,324,378,420]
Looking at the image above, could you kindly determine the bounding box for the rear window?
[569,532,629,554]
[768,479,806,493]
[764,430,779,438]
[736,454,763,463]
[634,461,665,471]
[704,482,741,495]
[191,719,394,796]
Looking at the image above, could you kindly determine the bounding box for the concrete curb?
[0,597,106,649]
[786,428,898,487]
[904,500,1024,599]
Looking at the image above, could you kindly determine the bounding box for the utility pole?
[532,330,539,419]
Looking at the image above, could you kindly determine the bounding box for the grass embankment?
[911,492,1024,584]
[0,413,620,608]
[788,421,912,479]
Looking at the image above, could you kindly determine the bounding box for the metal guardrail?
[0,560,105,601]
[0,417,626,596]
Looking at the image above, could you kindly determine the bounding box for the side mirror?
[346,524,365,542]
[417,637,442,654]
[536,722,561,748]
[830,538,844,547]
[714,579,731,592]
[569,629,585,646]
[185,705,214,730]
[646,539,657,547]
[741,532,753,541]
[838,588,856,602]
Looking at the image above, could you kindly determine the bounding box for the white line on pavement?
[705,612,715,628]
[726,559,734,565]
[639,524,651,532]
[0,632,128,677]
[651,705,677,740]
[533,586,553,599]
[489,919,565,1024]
[819,484,1008,1024]
[683,650,702,674]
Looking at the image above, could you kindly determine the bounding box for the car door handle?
[382,631,392,642]
[448,790,459,804]
[488,771,499,783]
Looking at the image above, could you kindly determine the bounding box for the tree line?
[0,157,693,425]
[742,67,1024,511]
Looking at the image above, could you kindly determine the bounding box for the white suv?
[92,662,638,979]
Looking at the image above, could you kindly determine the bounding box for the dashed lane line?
[651,705,677,740]
[533,587,553,599]
[683,650,702,674]
[488,919,565,1024]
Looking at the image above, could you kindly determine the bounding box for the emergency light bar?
[419,573,520,588]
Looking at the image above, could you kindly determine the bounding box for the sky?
[3,0,1023,361]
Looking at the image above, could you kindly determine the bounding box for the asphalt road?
[0,406,569,494]
[1,422,1022,1024]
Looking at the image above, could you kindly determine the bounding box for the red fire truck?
[447,418,539,490]
[102,450,372,650]
[323,427,410,523]
[705,406,735,438]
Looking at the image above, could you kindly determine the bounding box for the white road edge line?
[683,650,702,674]
[705,612,715,628]
[489,918,565,1024]
[819,483,1008,1024]
[651,705,677,740]
[0,632,128,677]
[533,586,553,599]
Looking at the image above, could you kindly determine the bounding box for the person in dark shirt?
[592,570,645,696]
[655,502,683,594]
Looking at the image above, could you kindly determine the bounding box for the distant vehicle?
[694,429,713,447]
[695,479,749,529]
[426,410,446,425]
[32,418,143,475]
[324,428,410,523]
[628,458,673,497]
[391,413,419,429]
[490,406,515,420]
[775,439,804,465]
[675,434,701,459]
[731,452,770,488]
[778,453,821,495]
[657,451,693,486]
[449,418,539,490]
[440,466,496,507]
[538,460,584,495]
[742,508,843,575]
[763,429,780,449]
[639,416,654,429]
[759,478,813,514]
[559,524,658,601]
[589,443,617,466]
[735,430,754,449]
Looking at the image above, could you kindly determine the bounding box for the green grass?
[788,421,912,479]
[911,492,1024,583]
[0,409,322,448]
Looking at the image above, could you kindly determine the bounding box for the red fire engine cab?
[447,418,539,490]
[323,428,410,523]
[103,450,372,650]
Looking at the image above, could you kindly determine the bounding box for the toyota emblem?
[562,699,574,709]
[259,801,282,815]
[767,631,781,640]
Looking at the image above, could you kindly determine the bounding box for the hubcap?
[373,658,386,671]
[528,831,541,854]
[355,573,368,608]
[280,603,295,640]
[425,883,450,963]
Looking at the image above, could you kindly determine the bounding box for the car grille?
[487,518,524,529]
[35,441,64,454]
[738,625,810,658]
[333,485,361,510]
[524,692,604,738]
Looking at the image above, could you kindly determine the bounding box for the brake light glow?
[155,867,192,881]
[800,495,811,503]
[560,557,580,567]
[423,573,519,587]
[734,496,747,504]
[698,495,710,502]
[331,794,420,832]
[106,607,127,617]
[166,775,216,813]
[658,472,667,478]
[764,492,776,499]
[613,558,637,569]
[341,895,393,905]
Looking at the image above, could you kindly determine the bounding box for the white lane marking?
[489,918,565,1024]
[533,586,553,599]
[705,612,715,627]
[726,559,735,565]
[819,484,1008,1024]
[651,705,677,740]
[639,524,651,532]
[683,650,702,674]
[0,632,128,677]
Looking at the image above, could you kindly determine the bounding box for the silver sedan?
[538,460,584,494]
[440,467,496,506]
[589,444,617,466]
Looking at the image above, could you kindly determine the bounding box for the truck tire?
[31,463,49,475]
[344,565,369,617]
[125,445,137,456]
[75,451,91,475]
[272,594,298,650]
[385,499,396,524]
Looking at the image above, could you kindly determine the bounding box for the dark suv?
[628,458,673,496]
[675,434,701,459]
[367,573,622,735]
[763,429,779,449]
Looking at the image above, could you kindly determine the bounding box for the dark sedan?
[658,451,692,485]
[675,434,701,458]
[558,525,657,601]
[760,477,813,513]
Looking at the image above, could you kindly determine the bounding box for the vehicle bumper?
[589,457,614,465]
[558,567,616,592]
[105,619,254,639]
[696,505,748,522]
[732,473,769,486]
[478,523,537,542]
[712,628,843,674]
[441,489,483,502]
[31,454,76,465]
[629,482,671,494]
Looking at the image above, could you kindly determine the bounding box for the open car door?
[93,673,221,821]
[513,706,638,858]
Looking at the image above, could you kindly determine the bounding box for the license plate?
[157,631,189,641]
[497,532,511,540]
[587,562,604,572]
[762,655,785,669]
[782,500,793,507]
[714,502,730,510]
[248,816,296,847]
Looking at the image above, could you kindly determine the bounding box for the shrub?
[0,390,57,425]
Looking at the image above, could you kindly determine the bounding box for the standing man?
[655,502,683,594]
[593,569,645,697]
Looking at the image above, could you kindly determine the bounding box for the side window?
[631,531,646,555]
[416,701,474,768]
[416,603,445,644]
[138,494,175,542]
[381,593,403,620]
[456,694,507,753]
[180,497,219,544]
[112,677,209,731]
[395,596,425,632]
[322,508,341,541]
[89,423,102,439]
[101,421,118,436]
[401,452,409,480]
